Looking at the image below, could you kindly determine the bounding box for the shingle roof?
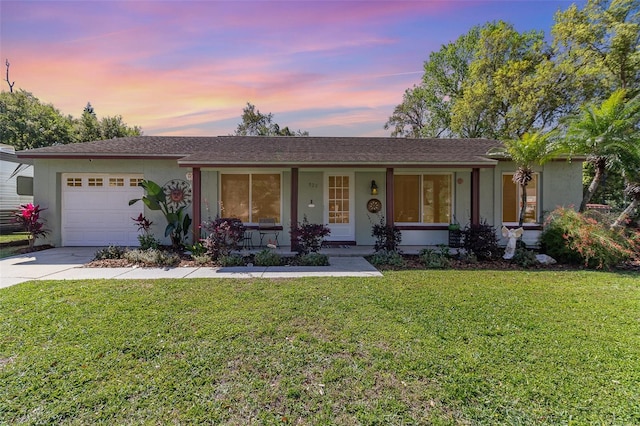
[17,136,502,167]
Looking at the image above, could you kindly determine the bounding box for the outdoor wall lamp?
[370,180,378,195]
[308,199,315,208]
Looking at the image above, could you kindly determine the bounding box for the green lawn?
[0,232,29,244]
[0,232,29,259]
[1,271,639,425]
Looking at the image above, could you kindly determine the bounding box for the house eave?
[16,153,183,160]
[177,161,499,169]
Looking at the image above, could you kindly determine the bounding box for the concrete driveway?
[0,247,382,288]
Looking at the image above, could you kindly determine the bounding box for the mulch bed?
[84,250,640,272]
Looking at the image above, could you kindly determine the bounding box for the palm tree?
[564,90,640,212]
[489,131,558,226]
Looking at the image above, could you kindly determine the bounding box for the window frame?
[501,172,540,225]
[394,172,454,225]
[219,172,283,225]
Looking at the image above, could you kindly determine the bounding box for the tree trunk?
[611,197,639,230]
[518,182,527,227]
[579,161,605,212]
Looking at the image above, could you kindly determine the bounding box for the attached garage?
[62,173,144,246]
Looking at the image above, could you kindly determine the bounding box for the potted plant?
[448,220,462,248]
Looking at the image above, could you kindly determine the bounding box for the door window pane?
[328,175,349,224]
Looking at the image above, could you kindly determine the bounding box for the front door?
[324,173,354,241]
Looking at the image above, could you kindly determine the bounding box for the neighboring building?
[17,136,584,247]
[1,144,34,231]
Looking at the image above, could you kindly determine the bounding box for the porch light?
[370,180,378,195]
[308,199,315,208]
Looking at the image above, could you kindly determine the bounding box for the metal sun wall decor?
[162,179,192,210]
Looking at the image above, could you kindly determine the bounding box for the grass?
[1,271,639,424]
[0,232,29,259]
[0,232,28,244]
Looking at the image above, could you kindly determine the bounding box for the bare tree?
[5,59,15,93]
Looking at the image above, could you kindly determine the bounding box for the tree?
[234,103,309,136]
[451,21,574,140]
[563,89,640,212]
[99,115,142,139]
[488,132,559,226]
[75,102,142,142]
[553,0,640,210]
[5,59,15,93]
[386,21,576,140]
[552,0,640,94]
[76,102,101,142]
[0,89,75,149]
[611,171,640,228]
[385,26,480,138]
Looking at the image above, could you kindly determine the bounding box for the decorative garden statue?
[501,226,523,260]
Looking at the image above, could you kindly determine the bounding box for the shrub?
[219,254,245,267]
[371,216,402,253]
[295,253,330,266]
[124,249,181,267]
[368,250,406,268]
[188,241,207,257]
[14,203,49,250]
[462,219,500,261]
[254,249,282,266]
[201,217,245,260]
[419,246,451,269]
[540,207,636,269]
[132,213,161,250]
[512,248,538,268]
[137,234,161,250]
[290,215,330,254]
[94,245,126,260]
[192,254,211,266]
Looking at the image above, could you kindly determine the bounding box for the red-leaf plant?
[14,203,49,250]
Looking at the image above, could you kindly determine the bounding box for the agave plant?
[129,179,192,249]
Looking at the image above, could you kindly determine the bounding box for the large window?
[394,174,452,224]
[220,173,281,223]
[502,173,538,223]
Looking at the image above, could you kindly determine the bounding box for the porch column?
[290,167,299,248]
[471,168,480,226]
[386,168,394,224]
[192,167,202,243]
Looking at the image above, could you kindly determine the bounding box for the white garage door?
[62,174,144,246]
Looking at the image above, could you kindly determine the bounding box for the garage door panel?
[62,174,145,246]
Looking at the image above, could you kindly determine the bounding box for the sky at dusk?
[1,0,584,137]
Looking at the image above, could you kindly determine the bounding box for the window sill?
[395,225,449,231]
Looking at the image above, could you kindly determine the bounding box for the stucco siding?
[541,160,583,215]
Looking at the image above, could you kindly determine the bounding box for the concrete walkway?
[0,247,382,288]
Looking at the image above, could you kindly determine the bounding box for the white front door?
[324,173,355,241]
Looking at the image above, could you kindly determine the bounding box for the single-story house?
[17,136,583,248]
